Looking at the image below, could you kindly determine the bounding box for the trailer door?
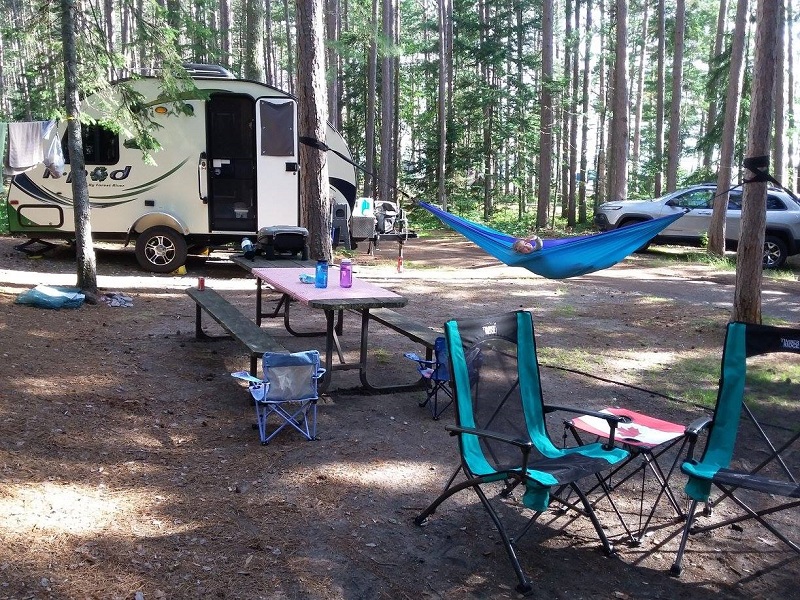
[255,98,300,227]
[206,94,257,232]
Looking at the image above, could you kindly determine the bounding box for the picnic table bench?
[186,287,286,376]
[363,307,441,362]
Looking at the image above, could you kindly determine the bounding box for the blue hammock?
[418,201,684,279]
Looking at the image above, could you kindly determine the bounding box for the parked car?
[593,184,800,268]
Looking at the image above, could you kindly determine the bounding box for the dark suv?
[593,184,800,268]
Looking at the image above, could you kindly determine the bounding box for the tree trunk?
[62,0,98,296]
[666,0,685,192]
[137,0,149,72]
[560,0,573,221]
[0,27,7,115]
[166,0,180,30]
[480,0,493,220]
[219,0,231,67]
[788,0,797,192]
[708,0,748,258]
[771,0,785,183]
[243,0,263,80]
[537,0,554,228]
[363,0,378,198]
[444,0,454,206]
[265,0,275,84]
[120,0,131,74]
[379,0,396,204]
[391,4,400,205]
[704,0,728,171]
[654,0,666,196]
[578,0,592,222]
[595,0,607,207]
[296,0,331,261]
[515,0,526,217]
[569,0,580,224]
[608,0,629,203]
[284,0,295,94]
[733,0,780,324]
[631,1,648,186]
[437,0,448,209]
[104,0,116,80]
[326,0,341,130]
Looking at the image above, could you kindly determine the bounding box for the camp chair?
[232,350,326,445]
[404,337,453,419]
[414,310,630,594]
[671,322,800,576]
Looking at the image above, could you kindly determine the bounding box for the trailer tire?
[135,226,188,273]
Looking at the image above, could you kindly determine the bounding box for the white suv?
[593,184,800,268]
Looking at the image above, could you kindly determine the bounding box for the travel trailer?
[5,65,358,272]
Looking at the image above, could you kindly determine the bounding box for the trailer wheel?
[135,226,188,273]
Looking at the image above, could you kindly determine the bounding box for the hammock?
[418,201,684,279]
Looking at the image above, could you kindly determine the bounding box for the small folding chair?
[671,322,800,576]
[404,336,453,419]
[232,350,326,445]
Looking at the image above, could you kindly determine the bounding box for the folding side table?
[567,407,690,542]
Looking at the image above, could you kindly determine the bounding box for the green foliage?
[0,181,8,233]
[0,0,200,164]
[1,0,794,228]
[683,166,716,186]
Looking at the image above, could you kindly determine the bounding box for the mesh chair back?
[446,311,549,474]
[672,322,800,576]
[262,350,321,402]
[684,322,800,501]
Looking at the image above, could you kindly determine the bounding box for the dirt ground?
[0,232,799,600]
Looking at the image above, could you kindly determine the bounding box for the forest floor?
[0,231,799,599]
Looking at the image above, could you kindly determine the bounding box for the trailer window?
[259,100,295,156]
[64,124,120,165]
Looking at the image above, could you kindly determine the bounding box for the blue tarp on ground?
[15,285,85,309]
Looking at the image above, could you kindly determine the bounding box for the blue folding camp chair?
[671,322,800,576]
[415,310,631,594]
[232,350,326,445]
[404,337,453,419]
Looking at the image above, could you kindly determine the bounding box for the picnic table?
[249,266,408,393]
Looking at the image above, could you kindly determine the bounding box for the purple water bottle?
[340,259,352,288]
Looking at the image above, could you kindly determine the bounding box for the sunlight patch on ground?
[0,482,132,536]
[0,266,256,292]
[606,350,677,372]
[323,461,441,488]
[0,482,197,539]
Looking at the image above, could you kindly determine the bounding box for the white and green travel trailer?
[5,65,358,272]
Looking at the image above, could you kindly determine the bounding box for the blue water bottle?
[315,260,329,288]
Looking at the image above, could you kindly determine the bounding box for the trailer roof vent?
[182,63,235,79]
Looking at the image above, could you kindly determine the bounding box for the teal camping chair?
[232,350,326,444]
[414,311,630,594]
[671,322,800,576]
